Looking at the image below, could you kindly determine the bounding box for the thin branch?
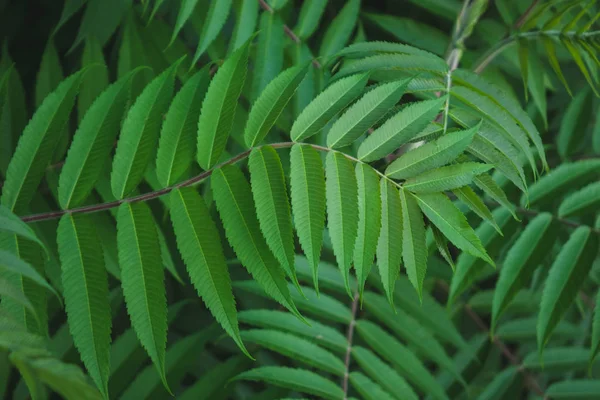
[20,142,403,223]
[513,0,541,30]
[342,293,359,399]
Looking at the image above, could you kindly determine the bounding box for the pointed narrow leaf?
[57,214,111,398]
[385,124,478,180]
[0,205,45,251]
[249,147,299,289]
[156,66,210,187]
[241,329,345,375]
[350,372,395,400]
[403,162,492,193]
[538,227,598,353]
[229,0,259,53]
[191,0,232,66]
[234,367,344,400]
[353,163,381,300]
[117,202,169,392]
[244,65,308,147]
[358,97,445,162]
[291,73,369,141]
[591,293,600,367]
[492,213,556,333]
[415,192,493,265]
[326,152,359,295]
[1,71,83,214]
[0,250,56,299]
[452,185,500,234]
[356,320,449,400]
[546,380,600,400]
[474,173,518,219]
[212,165,302,318]
[290,144,326,292]
[111,61,180,199]
[169,187,249,357]
[294,0,327,39]
[377,179,403,305]
[327,79,409,149]
[170,0,201,47]
[79,36,109,122]
[319,0,360,60]
[252,12,284,100]
[543,36,572,96]
[399,189,427,298]
[59,70,137,209]
[432,225,455,270]
[197,40,251,169]
[352,346,418,400]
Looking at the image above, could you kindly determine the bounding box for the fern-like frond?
[57,214,111,398]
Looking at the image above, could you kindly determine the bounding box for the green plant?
[1,0,599,398]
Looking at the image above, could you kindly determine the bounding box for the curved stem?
[21,142,402,223]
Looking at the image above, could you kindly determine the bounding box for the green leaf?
[327,79,409,149]
[0,205,46,252]
[117,12,153,99]
[156,66,210,187]
[234,367,344,400]
[518,39,529,101]
[169,0,200,47]
[432,225,455,270]
[358,97,445,162]
[385,124,478,180]
[452,185,500,234]
[54,0,88,34]
[352,346,418,400]
[334,53,448,81]
[116,202,169,393]
[212,165,302,318]
[356,320,449,400]
[473,173,518,219]
[252,12,284,100]
[70,0,132,51]
[229,0,259,53]
[35,39,64,108]
[111,60,180,199]
[524,160,600,207]
[562,37,598,96]
[363,13,448,55]
[542,36,572,96]
[452,69,547,172]
[491,213,556,334]
[377,179,403,305]
[0,250,56,299]
[197,40,251,169]
[238,309,347,353]
[476,367,518,400]
[399,189,428,299]
[349,372,395,400]
[353,163,381,300]
[57,214,111,398]
[291,73,369,141]
[363,292,462,384]
[178,356,250,400]
[448,208,515,305]
[79,36,109,122]
[538,227,598,354]
[169,187,249,357]
[1,71,83,214]
[557,88,592,160]
[249,147,300,289]
[289,144,326,292]
[294,0,327,39]
[319,0,360,61]
[59,70,137,209]
[591,293,600,367]
[326,151,359,296]
[415,192,493,266]
[10,354,103,400]
[244,65,308,147]
[190,0,232,66]
[241,329,345,375]
[546,380,600,400]
[403,162,492,193]
[523,347,591,372]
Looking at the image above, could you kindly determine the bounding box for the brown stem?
[342,293,359,399]
[513,0,541,30]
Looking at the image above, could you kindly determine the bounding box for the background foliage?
[1,0,600,399]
